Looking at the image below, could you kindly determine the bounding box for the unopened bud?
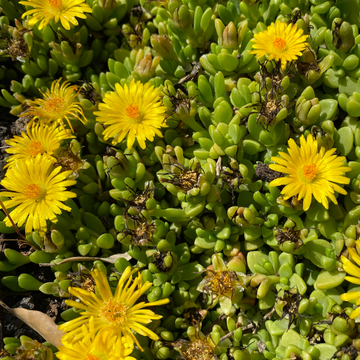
[173,5,192,30]
[150,35,176,59]
[222,22,238,51]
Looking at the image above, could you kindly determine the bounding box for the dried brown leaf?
[0,299,64,347]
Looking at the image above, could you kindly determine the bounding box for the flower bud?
[294,96,321,128]
[237,20,248,45]
[150,35,176,59]
[221,22,238,51]
[15,338,54,360]
[99,0,117,10]
[173,5,192,30]
[134,53,160,82]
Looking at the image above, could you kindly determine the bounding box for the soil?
[0,247,68,356]
[0,114,30,181]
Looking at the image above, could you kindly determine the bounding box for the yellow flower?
[22,78,86,134]
[0,155,76,234]
[19,0,92,30]
[250,21,308,69]
[59,267,170,351]
[269,134,351,211]
[340,241,360,319]
[4,122,72,167]
[94,79,167,149]
[57,318,135,360]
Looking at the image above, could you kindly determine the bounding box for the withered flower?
[331,342,360,360]
[307,323,324,345]
[122,21,146,48]
[0,21,31,62]
[159,160,203,193]
[68,267,96,293]
[254,90,286,129]
[79,79,100,105]
[181,306,207,329]
[287,9,302,26]
[55,29,77,54]
[122,183,155,215]
[53,142,86,179]
[275,227,303,253]
[152,250,176,272]
[163,86,197,120]
[295,48,320,78]
[14,338,54,360]
[216,157,244,203]
[256,60,284,94]
[275,288,303,330]
[197,253,245,315]
[119,215,156,247]
[174,337,217,360]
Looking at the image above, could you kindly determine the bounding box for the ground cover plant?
[1,0,360,359]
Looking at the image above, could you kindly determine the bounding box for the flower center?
[303,163,318,179]
[100,299,128,325]
[23,184,44,199]
[126,103,141,120]
[48,0,62,9]
[44,97,65,115]
[84,354,98,360]
[206,270,237,297]
[26,140,45,157]
[273,37,287,51]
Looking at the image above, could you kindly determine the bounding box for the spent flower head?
[197,253,245,315]
[0,155,76,234]
[159,160,203,193]
[12,337,53,360]
[250,21,308,70]
[0,22,31,62]
[269,134,351,211]
[276,287,303,330]
[53,140,86,179]
[22,78,86,134]
[19,0,92,30]
[59,267,169,351]
[94,79,167,150]
[174,338,217,360]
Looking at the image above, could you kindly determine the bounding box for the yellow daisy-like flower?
[269,134,351,211]
[59,267,170,351]
[340,241,360,319]
[4,122,72,167]
[94,79,167,150]
[19,0,92,30]
[22,78,86,134]
[0,155,76,234]
[250,21,308,70]
[58,318,135,360]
